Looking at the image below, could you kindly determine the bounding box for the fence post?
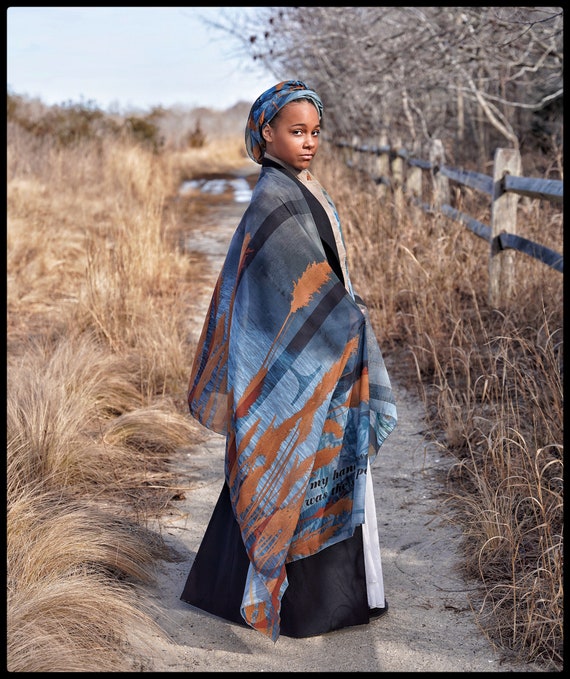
[391,138,404,223]
[363,137,374,177]
[406,164,423,220]
[351,135,361,171]
[429,139,450,209]
[489,148,522,308]
[374,133,389,200]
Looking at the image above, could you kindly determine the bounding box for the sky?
[7,6,278,112]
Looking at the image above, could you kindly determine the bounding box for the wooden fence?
[335,137,563,307]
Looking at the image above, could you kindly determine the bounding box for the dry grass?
[8,489,172,672]
[313,148,563,669]
[7,118,218,671]
[7,103,562,671]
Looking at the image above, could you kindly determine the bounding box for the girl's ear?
[261,124,273,142]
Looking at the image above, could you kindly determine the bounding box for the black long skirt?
[180,483,377,638]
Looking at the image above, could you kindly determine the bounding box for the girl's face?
[261,99,320,171]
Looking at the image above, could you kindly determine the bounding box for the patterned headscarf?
[245,80,324,164]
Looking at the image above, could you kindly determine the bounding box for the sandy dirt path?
[133,169,543,672]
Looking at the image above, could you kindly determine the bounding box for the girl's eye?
[291,129,319,136]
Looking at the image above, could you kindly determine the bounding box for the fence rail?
[334,138,563,307]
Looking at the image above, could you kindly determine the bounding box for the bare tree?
[206,7,563,167]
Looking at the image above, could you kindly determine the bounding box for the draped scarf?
[188,161,397,641]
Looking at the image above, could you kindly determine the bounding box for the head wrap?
[245,80,323,164]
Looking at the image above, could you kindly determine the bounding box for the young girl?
[181,80,397,642]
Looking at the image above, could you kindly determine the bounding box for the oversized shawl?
[188,161,397,641]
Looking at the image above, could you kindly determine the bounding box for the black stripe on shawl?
[236,202,293,286]
[284,281,348,356]
[262,158,345,286]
